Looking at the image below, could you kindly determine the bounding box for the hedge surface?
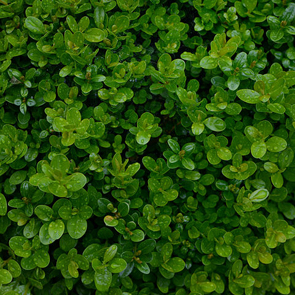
[0,0,295,294]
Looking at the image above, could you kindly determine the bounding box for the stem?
[24,283,31,295]
[0,0,8,5]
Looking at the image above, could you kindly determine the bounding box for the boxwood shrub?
[0,0,295,294]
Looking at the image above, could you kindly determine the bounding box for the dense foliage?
[0,0,295,294]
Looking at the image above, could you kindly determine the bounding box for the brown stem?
[167,121,181,134]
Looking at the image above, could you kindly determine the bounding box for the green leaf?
[53,118,68,132]
[94,7,105,27]
[0,269,13,284]
[266,137,287,153]
[9,236,31,258]
[34,249,50,268]
[64,173,87,191]
[168,139,180,153]
[237,89,261,104]
[108,258,127,273]
[138,239,156,254]
[142,156,157,171]
[192,122,205,135]
[103,245,117,264]
[258,122,273,141]
[68,260,79,278]
[264,162,279,173]
[258,251,273,264]
[136,262,150,274]
[82,83,92,94]
[247,251,259,269]
[227,76,240,91]
[94,268,112,292]
[35,205,53,221]
[66,108,81,125]
[0,193,7,216]
[162,243,173,261]
[278,148,294,169]
[39,223,55,245]
[51,154,70,175]
[203,117,226,132]
[67,15,78,33]
[84,28,106,42]
[48,219,65,240]
[271,173,284,188]
[251,141,267,159]
[200,56,218,69]
[67,216,87,239]
[158,215,171,229]
[216,243,232,257]
[114,16,130,33]
[8,259,21,278]
[162,257,185,273]
[182,157,195,170]
[130,229,145,242]
[243,0,257,13]
[136,131,151,145]
[25,17,45,34]
[23,219,40,239]
[104,216,118,227]
[117,0,139,12]
[78,16,90,32]
[9,170,27,185]
[235,241,251,253]
[204,0,217,9]
[269,78,285,100]
[270,29,284,42]
[217,147,232,161]
[234,275,255,288]
[48,182,68,198]
[59,65,72,78]
[199,282,216,293]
